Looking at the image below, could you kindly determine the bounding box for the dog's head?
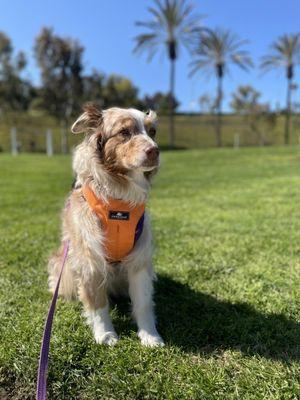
[72,104,159,181]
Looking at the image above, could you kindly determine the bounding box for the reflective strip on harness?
[82,185,145,262]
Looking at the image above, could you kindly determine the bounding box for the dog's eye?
[120,128,131,138]
[148,128,156,138]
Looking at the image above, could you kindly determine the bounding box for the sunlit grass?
[1,147,300,399]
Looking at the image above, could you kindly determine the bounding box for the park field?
[1,112,300,152]
[1,147,300,399]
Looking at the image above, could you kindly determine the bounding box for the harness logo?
[109,211,130,220]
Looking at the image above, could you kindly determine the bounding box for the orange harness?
[82,185,146,262]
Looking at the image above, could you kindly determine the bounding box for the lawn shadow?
[155,274,300,362]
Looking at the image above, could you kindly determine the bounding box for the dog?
[47,103,164,347]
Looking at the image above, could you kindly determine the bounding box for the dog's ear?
[71,103,103,134]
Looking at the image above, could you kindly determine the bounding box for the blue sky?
[1,0,300,112]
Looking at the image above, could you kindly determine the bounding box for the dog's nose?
[145,146,159,161]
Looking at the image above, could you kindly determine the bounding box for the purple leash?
[36,240,70,400]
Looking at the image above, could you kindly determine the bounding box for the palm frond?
[260,33,300,72]
[189,27,253,77]
[189,58,213,77]
[133,33,161,61]
[133,0,203,61]
[231,51,254,70]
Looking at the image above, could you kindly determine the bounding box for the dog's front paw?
[95,331,119,346]
[138,330,165,347]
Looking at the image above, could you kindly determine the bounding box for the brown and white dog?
[48,104,164,347]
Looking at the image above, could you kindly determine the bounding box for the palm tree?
[261,34,300,145]
[190,28,253,147]
[133,0,201,149]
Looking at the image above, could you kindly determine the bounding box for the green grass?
[1,147,300,399]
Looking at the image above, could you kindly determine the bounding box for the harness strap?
[36,240,69,400]
[134,213,144,244]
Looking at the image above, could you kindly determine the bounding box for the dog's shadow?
[151,274,300,361]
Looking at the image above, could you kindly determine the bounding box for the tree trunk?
[216,75,223,147]
[169,58,175,149]
[284,77,292,145]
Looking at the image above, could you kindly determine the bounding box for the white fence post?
[46,129,53,156]
[11,127,18,155]
[234,133,240,149]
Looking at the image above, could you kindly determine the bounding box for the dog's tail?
[47,246,77,300]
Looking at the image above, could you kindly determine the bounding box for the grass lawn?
[1,147,300,399]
